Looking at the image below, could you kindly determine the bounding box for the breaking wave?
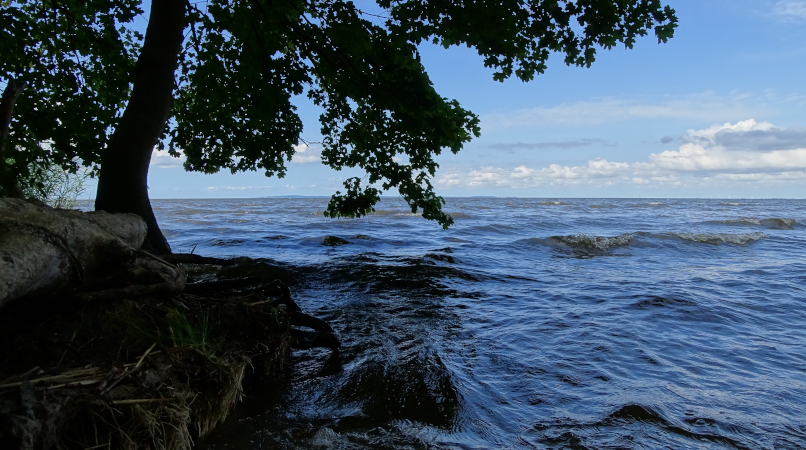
[760,218,797,229]
[555,233,634,250]
[525,233,635,251]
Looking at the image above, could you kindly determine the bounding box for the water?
[151,197,806,449]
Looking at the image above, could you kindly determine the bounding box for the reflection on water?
[103,197,806,449]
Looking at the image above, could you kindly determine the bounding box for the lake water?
[148,197,806,449]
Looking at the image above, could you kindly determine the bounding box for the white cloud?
[488,138,609,150]
[150,149,185,168]
[291,144,322,164]
[773,0,806,20]
[438,158,631,188]
[436,120,806,189]
[481,92,760,130]
[644,120,806,172]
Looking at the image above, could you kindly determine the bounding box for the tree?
[1,0,677,254]
[0,1,141,194]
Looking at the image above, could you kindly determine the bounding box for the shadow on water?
[197,254,475,449]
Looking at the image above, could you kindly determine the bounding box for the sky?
[121,0,806,199]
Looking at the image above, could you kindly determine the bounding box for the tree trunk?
[0,79,26,198]
[94,0,186,255]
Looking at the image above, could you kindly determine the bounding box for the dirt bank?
[0,263,338,450]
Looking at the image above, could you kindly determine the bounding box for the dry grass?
[0,287,295,450]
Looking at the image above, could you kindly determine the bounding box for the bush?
[14,159,92,209]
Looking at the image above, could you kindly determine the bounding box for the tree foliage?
[1,0,677,225]
[0,0,142,189]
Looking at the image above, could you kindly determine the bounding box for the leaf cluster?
[0,0,142,184]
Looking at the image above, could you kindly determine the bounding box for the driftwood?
[0,198,185,308]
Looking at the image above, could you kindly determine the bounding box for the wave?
[633,296,696,308]
[706,218,797,229]
[209,238,245,246]
[539,201,568,206]
[553,233,634,250]
[667,232,767,245]
[520,233,633,250]
[521,230,768,250]
[760,218,797,229]
[705,218,761,226]
[322,235,351,246]
[349,234,376,240]
[448,212,470,219]
[721,202,741,206]
[366,209,422,217]
[368,209,401,216]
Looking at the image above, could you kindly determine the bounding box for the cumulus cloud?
[291,143,322,164]
[150,149,185,168]
[436,119,806,189]
[773,0,806,20]
[488,138,608,150]
[714,126,806,151]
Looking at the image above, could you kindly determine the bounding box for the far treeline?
[0,0,677,255]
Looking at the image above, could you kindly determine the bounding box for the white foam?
[555,233,634,250]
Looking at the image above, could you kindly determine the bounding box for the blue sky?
[127,0,806,199]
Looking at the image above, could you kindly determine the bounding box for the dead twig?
[0,367,99,389]
[0,366,40,384]
[100,343,156,396]
[110,398,176,405]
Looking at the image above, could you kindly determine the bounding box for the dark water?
[152,197,806,449]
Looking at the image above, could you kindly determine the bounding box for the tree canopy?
[1,0,677,232]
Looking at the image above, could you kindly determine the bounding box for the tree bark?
[0,198,186,309]
[0,79,26,198]
[94,0,186,255]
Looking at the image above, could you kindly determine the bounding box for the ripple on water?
[170,198,806,450]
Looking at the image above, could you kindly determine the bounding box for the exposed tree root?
[160,254,235,267]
